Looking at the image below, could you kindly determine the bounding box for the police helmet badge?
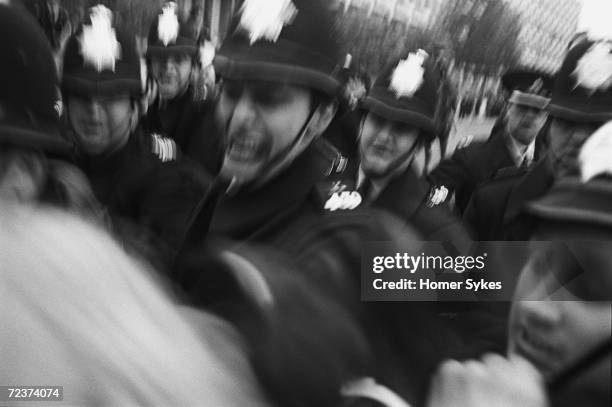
[79,5,121,72]
[157,2,179,46]
[320,181,362,212]
[572,42,612,95]
[425,185,448,207]
[237,0,298,44]
[389,49,429,98]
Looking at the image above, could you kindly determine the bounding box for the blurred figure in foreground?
[427,136,612,407]
[184,243,381,407]
[22,0,72,72]
[1,0,101,218]
[0,204,270,407]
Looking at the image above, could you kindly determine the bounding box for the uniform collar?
[505,131,535,167]
[357,166,394,203]
[208,141,335,240]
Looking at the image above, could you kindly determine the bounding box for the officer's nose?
[229,91,257,129]
[85,98,104,120]
[374,122,394,145]
[164,58,174,73]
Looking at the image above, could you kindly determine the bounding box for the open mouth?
[368,144,394,157]
[225,138,266,163]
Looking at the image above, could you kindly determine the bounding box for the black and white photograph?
[1,0,611,406]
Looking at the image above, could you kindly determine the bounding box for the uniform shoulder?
[450,139,491,159]
[149,133,181,162]
[312,138,349,177]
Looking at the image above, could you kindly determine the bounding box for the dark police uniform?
[524,176,612,407]
[463,40,612,241]
[345,165,470,246]
[76,128,207,263]
[427,134,517,214]
[462,156,554,240]
[428,68,552,215]
[143,89,209,153]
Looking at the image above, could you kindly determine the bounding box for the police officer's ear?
[308,99,338,139]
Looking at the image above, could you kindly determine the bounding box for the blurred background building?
[56,0,582,123]
[337,0,445,28]
[505,0,580,73]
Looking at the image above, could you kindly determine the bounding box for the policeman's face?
[214,79,313,183]
[67,94,135,156]
[0,148,46,203]
[359,112,420,177]
[505,103,547,145]
[150,55,192,100]
[508,241,612,379]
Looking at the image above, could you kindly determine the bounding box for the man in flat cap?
[464,39,612,240]
[427,68,552,215]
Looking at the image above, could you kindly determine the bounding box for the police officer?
[1,0,100,216]
[464,39,612,240]
[181,0,394,246]
[177,1,430,404]
[61,4,206,265]
[341,52,511,406]
[350,52,469,244]
[428,68,552,215]
[143,1,210,153]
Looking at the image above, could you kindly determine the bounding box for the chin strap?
[220,102,327,189]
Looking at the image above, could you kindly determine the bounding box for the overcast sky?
[577,0,612,39]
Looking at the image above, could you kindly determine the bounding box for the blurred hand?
[427,354,548,407]
[455,134,474,150]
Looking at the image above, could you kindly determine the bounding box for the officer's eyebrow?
[248,80,291,94]
[247,81,296,103]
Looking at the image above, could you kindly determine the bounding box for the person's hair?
[0,205,270,407]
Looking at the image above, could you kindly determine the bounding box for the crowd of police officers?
[1,0,611,406]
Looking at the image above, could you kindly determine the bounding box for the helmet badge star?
[389,49,429,98]
[572,42,612,95]
[158,2,179,46]
[79,5,122,73]
[238,0,298,45]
